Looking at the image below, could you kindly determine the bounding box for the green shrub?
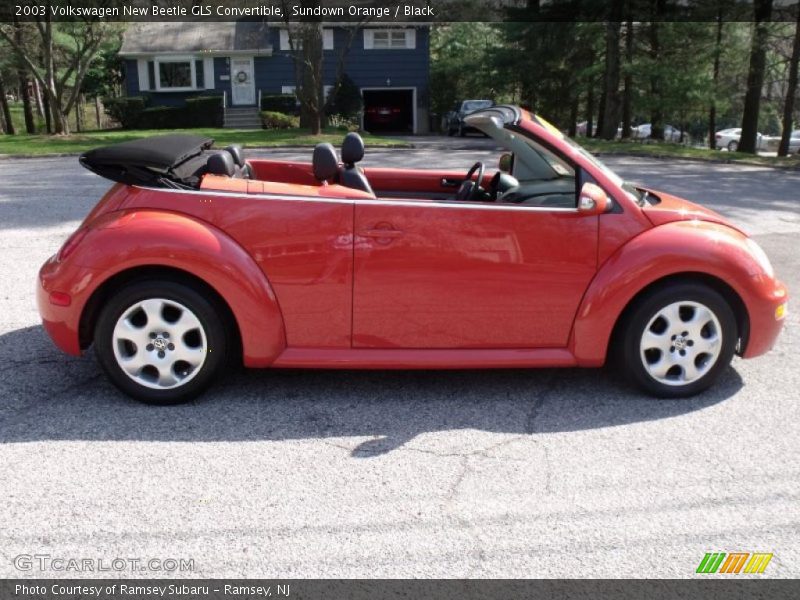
[138,106,186,129]
[103,96,147,128]
[185,95,223,127]
[325,73,362,120]
[260,94,298,115]
[261,111,299,129]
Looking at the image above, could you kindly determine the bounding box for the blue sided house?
[119,21,431,133]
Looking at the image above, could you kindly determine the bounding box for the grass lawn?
[0,127,408,156]
[579,138,800,168]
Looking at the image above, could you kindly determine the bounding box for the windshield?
[463,100,493,112]
[560,135,645,204]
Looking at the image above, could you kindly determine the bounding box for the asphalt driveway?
[0,147,798,578]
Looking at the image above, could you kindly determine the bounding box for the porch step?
[224,107,261,129]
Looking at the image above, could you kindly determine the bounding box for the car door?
[352,199,599,349]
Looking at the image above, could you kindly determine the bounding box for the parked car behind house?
[444,99,494,136]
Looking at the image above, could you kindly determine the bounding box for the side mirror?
[498,153,513,173]
[578,182,610,215]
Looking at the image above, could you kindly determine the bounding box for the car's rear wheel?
[94,279,230,404]
[616,283,737,398]
[727,140,738,152]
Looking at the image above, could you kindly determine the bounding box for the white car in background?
[715,128,767,152]
[632,123,685,142]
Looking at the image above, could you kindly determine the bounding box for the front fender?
[69,209,286,367]
[569,220,784,366]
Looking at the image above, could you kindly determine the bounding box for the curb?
[591,151,800,171]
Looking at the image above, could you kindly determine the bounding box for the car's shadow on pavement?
[1,325,743,456]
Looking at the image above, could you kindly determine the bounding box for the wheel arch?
[569,221,762,366]
[79,266,242,360]
[605,272,749,362]
[67,209,287,367]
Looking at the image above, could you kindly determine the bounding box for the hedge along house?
[119,21,431,132]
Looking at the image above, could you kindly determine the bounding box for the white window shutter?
[323,29,334,50]
[280,29,290,51]
[203,57,214,90]
[363,30,374,50]
[137,59,149,91]
[405,29,416,49]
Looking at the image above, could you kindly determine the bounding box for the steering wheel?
[455,161,485,201]
[489,171,502,201]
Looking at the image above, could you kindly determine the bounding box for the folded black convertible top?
[80,134,215,187]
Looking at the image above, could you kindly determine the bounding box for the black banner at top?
[2,0,800,23]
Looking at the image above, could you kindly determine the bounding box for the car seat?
[338,132,374,195]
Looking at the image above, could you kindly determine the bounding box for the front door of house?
[230,57,255,106]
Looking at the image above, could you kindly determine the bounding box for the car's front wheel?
[94,279,231,404]
[616,283,738,398]
[727,140,738,152]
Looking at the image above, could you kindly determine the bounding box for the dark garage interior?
[362,89,414,134]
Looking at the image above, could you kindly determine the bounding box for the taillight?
[57,228,89,261]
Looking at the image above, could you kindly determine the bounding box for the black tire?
[614,282,738,398]
[94,279,231,404]
[727,140,738,152]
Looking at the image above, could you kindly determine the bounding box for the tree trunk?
[33,78,44,119]
[14,16,36,133]
[649,16,664,140]
[95,95,102,129]
[621,19,634,139]
[709,11,724,150]
[739,0,773,154]
[778,7,800,157]
[0,71,15,135]
[586,83,594,137]
[42,91,52,134]
[595,86,606,138]
[599,20,622,140]
[75,95,83,133]
[568,94,579,137]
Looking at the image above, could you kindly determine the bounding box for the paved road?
[1,147,798,578]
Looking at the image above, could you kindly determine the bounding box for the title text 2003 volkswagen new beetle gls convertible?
[37,105,787,404]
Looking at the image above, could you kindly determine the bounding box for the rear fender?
[71,209,286,367]
[570,221,773,366]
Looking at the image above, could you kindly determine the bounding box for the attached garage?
[362,88,416,134]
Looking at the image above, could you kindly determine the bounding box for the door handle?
[441,177,462,188]
[360,229,403,238]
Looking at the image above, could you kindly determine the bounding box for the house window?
[195,60,204,89]
[365,29,415,50]
[157,59,194,90]
[280,29,334,51]
[281,85,334,103]
[137,57,213,92]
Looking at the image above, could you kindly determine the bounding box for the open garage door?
[362,89,415,134]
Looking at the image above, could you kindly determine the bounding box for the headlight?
[745,238,774,278]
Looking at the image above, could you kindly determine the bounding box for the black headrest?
[341,132,365,166]
[312,143,339,182]
[206,151,235,177]
[225,144,245,167]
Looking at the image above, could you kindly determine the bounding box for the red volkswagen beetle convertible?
[37,105,787,403]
